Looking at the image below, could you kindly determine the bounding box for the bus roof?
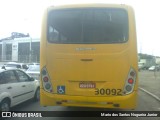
[47,4,133,11]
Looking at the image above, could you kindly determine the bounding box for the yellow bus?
[40,4,138,109]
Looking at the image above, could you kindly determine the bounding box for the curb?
[139,87,160,102]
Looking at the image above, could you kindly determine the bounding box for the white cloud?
[0,0,160,56]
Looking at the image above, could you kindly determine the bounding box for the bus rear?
[40,4,138,109]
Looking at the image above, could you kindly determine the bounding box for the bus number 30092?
[95,88,122,95]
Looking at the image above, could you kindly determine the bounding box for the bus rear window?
[47,8,128,44]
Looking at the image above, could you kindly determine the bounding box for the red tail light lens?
[128,78,134,84]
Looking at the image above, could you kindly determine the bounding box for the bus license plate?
[79,82,96,88]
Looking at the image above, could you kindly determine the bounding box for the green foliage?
[138,53,154,59]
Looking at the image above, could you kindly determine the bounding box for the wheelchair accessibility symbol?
[57,86,65,94]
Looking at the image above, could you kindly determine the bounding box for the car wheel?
[0,99,10,112]
[34,88,40,101]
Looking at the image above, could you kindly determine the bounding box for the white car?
[26,65,40,80]
[148,66,156,71]
[0,69,40,111]
[2,62,28,71]
[28,63,40,66]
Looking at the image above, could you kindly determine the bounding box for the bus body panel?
[40,89,137,109]
[40,4,138,109]
[46,44,131,96]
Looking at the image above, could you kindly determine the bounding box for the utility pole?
[29,37,32,63]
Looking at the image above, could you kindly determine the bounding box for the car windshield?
[27,65,40,72]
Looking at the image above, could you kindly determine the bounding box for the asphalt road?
[139,70,160,99]
[4,71,160,120]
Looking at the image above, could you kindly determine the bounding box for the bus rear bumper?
[40,89,137,109]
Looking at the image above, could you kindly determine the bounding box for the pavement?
[138,70,160,101]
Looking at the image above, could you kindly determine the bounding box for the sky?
[0,0,160,56]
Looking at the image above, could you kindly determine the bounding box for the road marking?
[139,87,160,102]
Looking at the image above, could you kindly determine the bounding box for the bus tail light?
[128,78,134,84]
[123,67,137,95]
[41,67,53,93]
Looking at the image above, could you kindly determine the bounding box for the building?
[0,37,40,63]
[155,57,160,65]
